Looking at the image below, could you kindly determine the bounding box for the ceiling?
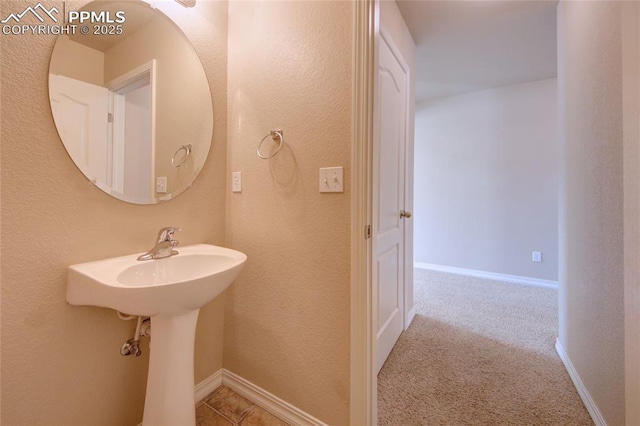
[396,0,558,103]
[70,2,155,52]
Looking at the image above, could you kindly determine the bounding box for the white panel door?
[49,74,109,184]
[374,30,409,374]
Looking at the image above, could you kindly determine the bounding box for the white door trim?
[352,4,640,425]
[350,0,377,424]
[622,2,640,424]
[106,59,157,200]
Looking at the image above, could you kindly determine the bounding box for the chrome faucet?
[137,227,182,261]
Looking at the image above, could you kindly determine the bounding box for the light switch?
[232,171,242,193]
[319,167,344,193]
[156,176,167,193]
[532,251,542,262]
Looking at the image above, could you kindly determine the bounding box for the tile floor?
[196,386,290,426]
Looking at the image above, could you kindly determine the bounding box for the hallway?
[377,269,592,425]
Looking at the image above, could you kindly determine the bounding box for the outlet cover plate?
[232,171,242,193]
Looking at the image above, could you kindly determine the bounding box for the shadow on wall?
[269,143,300,195]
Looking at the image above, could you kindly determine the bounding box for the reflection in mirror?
[49,0,213,204]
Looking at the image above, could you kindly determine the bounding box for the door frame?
[105,60,157,199]
[350,0,377,424]
[350,0,414,420]
[349,0,413,422]
[351,0,415,421]
[350,2,640,425]
[622,2,640,424]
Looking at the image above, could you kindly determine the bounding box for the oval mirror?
[48,0,213,204]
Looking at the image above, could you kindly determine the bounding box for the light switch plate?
[532,251,542,262]
[319,167,344,193]
[156,176,167,193]
[232,171,242,193]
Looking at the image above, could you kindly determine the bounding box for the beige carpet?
[377,269,593,425]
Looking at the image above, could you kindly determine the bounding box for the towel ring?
[171,144,192,167]
[257,129,283,159]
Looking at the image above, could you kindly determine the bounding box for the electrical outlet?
[156,176,167,193]
[319,167,344,193]
[232,171,242,193]
[532,251,542,262]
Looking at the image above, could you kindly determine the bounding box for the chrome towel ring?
[257,129,284,159]
[171,144,192,167]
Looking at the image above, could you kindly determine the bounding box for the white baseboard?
[221,369,328,426]
[195,369,223,403]
[555,338,607,426]
[138,369,324,426]
[414,262,558,289]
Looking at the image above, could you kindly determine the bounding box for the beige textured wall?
[49,36,104,86]
[224,1,353,424]
[557,1,625,424]
[0,0,227,424]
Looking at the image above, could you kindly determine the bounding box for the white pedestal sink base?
[66,244,247,424]
[142,309,200,426]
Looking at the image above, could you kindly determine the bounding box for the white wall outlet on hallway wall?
[232,171,242,193]
[319,167,344,193]
[532,251,542,262]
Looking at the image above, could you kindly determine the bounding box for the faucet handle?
[157,227,181,243]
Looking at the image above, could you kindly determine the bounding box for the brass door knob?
[400,210,412,219]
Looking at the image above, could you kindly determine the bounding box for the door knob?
[400,210,412,218]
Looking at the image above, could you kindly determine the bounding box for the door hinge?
[107,112,113,123]
[365,224,371,240]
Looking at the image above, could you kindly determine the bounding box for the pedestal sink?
[66,244,247,426]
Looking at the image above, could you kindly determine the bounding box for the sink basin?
[66,244,247,426]
[67,244,246,316]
